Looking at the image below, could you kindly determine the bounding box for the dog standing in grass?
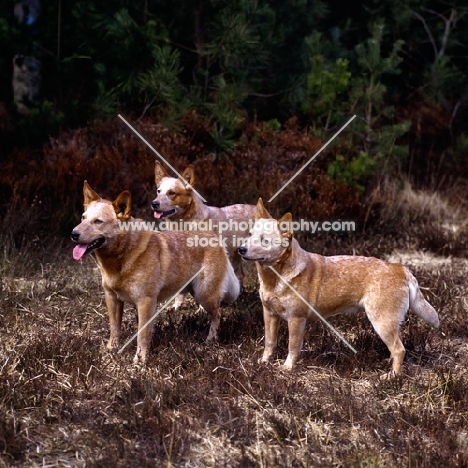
[71,181,240,363]
[152,161,256,287]
[238,198,439,378]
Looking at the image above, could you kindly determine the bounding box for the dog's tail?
[407,269,439,328]
[221,259,241,304]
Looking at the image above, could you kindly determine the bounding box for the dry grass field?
[1,118,468,466]
[1,182,468,467]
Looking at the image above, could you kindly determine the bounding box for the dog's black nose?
[71,230,80,242]
[151,200,160,210]
[238,245,247,255]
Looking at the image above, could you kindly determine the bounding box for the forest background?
[1,0,468,230]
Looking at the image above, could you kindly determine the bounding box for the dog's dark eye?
[94,219,103,225]
[261,237,270,247]
[157,189,161,194]
[168,190,176,196]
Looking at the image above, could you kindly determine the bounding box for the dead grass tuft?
[367,178,468,257]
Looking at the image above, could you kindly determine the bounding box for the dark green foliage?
[327,152,377,193]
[15,101,64,146]
[1,1,468,179]
[303,52,351,133]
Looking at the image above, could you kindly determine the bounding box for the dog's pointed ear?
[255,198,272,220]
[181,165,195,188]
[83,181,100,208]
[155,161,168,186]
[278,212,293,239]
[112,191,132,220]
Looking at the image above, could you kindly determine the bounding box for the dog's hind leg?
[365,305,407,379]
[105,290,124,349]
[195,252,239,341]
[195,291,222,342]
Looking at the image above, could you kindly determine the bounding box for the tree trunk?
[13,0,41,115]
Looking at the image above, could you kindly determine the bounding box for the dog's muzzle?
[151,200,176,219]
[238,244,265,262]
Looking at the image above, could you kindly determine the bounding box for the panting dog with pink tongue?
[71,181,240,363]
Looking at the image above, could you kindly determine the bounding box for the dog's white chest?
[260,287,297,319]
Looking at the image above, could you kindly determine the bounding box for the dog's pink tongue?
[153,211,163,219]
[73,244,88,261]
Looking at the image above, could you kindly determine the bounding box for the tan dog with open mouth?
[238,198,439,378]
[151,161,256,288]
[71,181,240,362]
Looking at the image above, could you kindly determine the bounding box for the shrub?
[0,113,364,242]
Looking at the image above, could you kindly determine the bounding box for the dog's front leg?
[134,297,157,363]
[283,317,307,370]
[105,290,124,350]
[261,307,280,363]
[206,306,221,342]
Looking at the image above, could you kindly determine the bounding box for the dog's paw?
[281,363,294,372]
[379,370,397,381]
[281,356,297,371]
[173,293,186,310]
[133,349,149,365]
[106,337,120,350]
[205,333,218,343]
[130,360,146,372]
[205,338,219,348]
